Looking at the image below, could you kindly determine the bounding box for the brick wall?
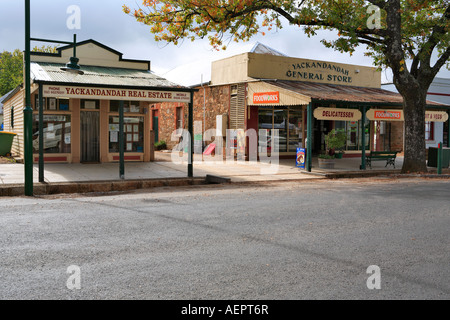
[153,84,231,150]
[390,121,404,152]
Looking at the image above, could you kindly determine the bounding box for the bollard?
[437,143,442,175]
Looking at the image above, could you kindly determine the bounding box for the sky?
[1,0,449,86]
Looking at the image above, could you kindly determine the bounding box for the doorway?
[152,109,159,143]
[80,111,100,163]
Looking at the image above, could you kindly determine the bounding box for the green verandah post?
[119,100,125,179]
[306,103,313,172]
[360,105,367,170]
[24,0,33,196]
[39,85,44,182]
[188,95,194,178]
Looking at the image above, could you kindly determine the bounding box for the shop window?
[32,115,71,154]
[108,116,144,153]
[34,96,70,111]
[334,120,370,151]
[425,121,434,141]
[110,100,142,113]
[81,99,100,110]
[258,106,303,153]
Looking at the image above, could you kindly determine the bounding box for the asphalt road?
[0,177,449,300]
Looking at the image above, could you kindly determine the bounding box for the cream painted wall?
[211,52,381,88]
[31,41,150,70]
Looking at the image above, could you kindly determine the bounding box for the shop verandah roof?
[263,80,448,108]
[30,62,186,89]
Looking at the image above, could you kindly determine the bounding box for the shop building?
[382,77,450,149]
[154,43,448,161]
[2,39,194,163]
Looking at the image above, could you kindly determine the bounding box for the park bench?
[366,151,398,169]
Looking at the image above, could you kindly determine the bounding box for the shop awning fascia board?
[247,81,311,106]
[311,98,450,109]
[33,80,198,93]
[262,80,448,109]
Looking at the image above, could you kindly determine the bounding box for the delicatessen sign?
[43,85,191,103]
[314,107,362,121]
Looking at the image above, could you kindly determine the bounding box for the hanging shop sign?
[366,110,448,122]
[366,109,403,121]
[253,92,280,104]
[425,111,448,122]
[313,107,362,121]
[42,85,191,103]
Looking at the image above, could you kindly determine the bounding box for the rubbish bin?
[0,131,16,156]
[427,146,450,168]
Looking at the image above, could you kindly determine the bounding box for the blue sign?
[296,148,305,169]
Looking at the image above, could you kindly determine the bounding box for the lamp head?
[60,56,84,76]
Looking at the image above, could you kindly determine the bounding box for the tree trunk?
[401,88,428,173]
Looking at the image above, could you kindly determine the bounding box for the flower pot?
[318,157,335,169]
[335,152,343,159]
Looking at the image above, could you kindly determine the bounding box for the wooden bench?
[366,151,398,169]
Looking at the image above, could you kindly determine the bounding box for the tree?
[124,0,450,173]
[0,46,58,96]
[0,49,23,96]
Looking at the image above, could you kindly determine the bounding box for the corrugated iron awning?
[262,80,447,107]
[31,62,186,89]
[247,81,311,106]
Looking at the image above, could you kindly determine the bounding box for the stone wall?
[390,121,404,153]
[153,84,231,150]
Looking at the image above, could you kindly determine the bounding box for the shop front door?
[80,111,100,163]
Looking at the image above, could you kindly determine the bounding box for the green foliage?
[325,129,346,151]
[0,49,23,96]
[323,129,346,158]
[154,140,167,150]
[318,153,336,159]
[0,46,59,96]
[124,1,449,72]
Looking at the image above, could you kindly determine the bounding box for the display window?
[108,116,144,153]
[32,115,71,153]
[81,99,100,110]
[258,106,303,152]
[34,95,70,111]
[334,120,370,151]
[110,100,143,114]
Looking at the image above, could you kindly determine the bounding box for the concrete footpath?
[0,152,448,196]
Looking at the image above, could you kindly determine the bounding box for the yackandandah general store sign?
[286,62,354,84]
[43,85,191,103]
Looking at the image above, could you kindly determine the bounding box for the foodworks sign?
[253,92,279,104]
[367,109,448,122]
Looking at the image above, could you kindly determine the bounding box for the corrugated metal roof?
[0,86,22,106]
[264,80,446,107]
[31,62,186,88]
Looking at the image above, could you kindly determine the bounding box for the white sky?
[1,0,449,86]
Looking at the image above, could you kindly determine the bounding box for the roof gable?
[31,39,150,71]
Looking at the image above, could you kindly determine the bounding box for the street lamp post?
[24,0,83,195]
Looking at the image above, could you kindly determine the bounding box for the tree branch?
[431,46,450,77]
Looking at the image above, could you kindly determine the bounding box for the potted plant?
[318,129,346,168]
[329,128,346,159]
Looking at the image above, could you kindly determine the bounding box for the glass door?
[274,109,288,152]
[80,111,100,163]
